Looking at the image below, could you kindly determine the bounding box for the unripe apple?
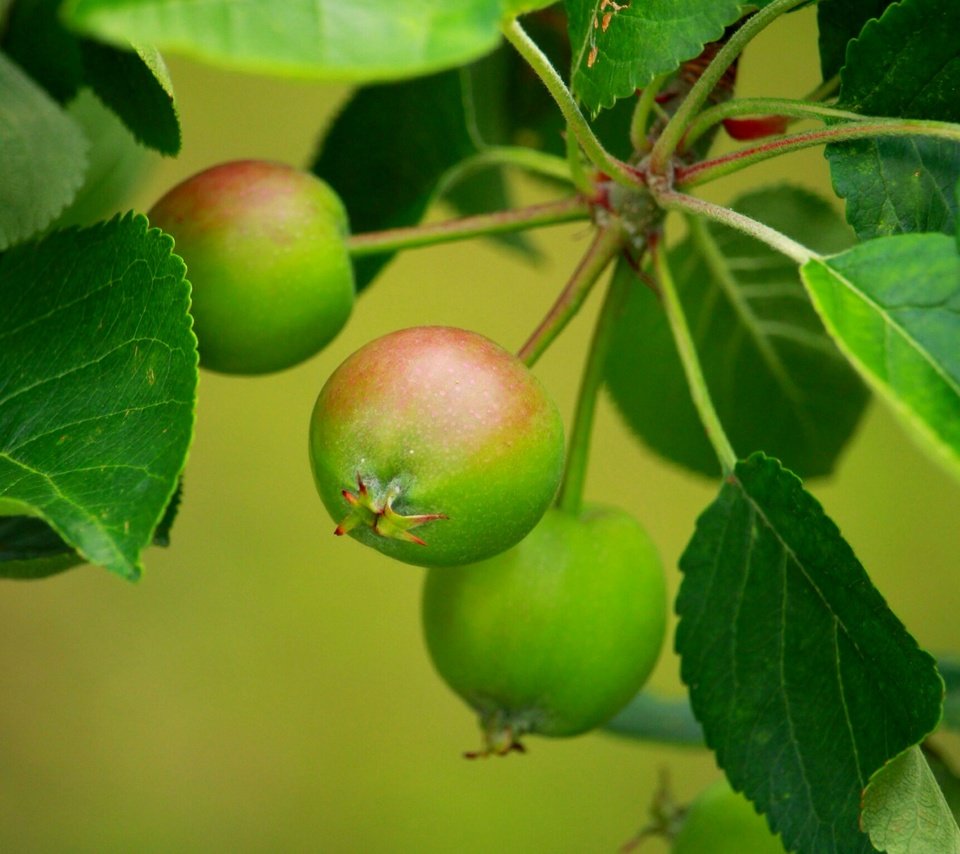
[422,504,667,755]
[149,159,354,374]
[309,326,565,567]
[672,780,786,854]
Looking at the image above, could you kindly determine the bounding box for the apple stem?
[517,225,624,368]
[346,196,591,258]
[555,246,633,516]
[650,237,737,476]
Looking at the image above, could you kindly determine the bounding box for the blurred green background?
[2,8,958,852]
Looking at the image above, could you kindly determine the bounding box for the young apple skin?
[309,326,565,568]
[149,159,354,374]
[422,504,667,754]
[672,780,787,854]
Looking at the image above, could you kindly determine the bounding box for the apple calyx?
[464,721,526,760]
[334,474,447,546]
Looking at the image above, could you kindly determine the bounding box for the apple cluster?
[148,160,668,757]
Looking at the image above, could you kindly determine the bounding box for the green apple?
[422,504,667,754]
[149,159,354,374]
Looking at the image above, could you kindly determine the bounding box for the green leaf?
[0,51,88,250]
[81,40,180,155]
[565,0,742,115]
[862,746,960,854]
[925,744,960,822]
[801,234,960,481]
[1,0,84,102]
[0,215,197,580]
[64,0,507,82]
[677,453,944,854]
[50,89,154,230]
[606,186,867,479]
[817,0,899,81]
[826,0,960,240]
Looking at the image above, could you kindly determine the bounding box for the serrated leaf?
[566,0,742,115]
[606,186,867,479]
[0,52,88,250]
[801,233,960,481]
[81,40,180,155]
[64,0,507,82]
[817,0,899,81]
[862,746,960,854]
[677,453,944,854]
[826,0,960,240]
[0,215,197,580]
[1,0,85,102]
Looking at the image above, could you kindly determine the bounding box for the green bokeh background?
[3,9,959,852]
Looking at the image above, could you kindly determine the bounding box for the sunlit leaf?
[801,234,960,481]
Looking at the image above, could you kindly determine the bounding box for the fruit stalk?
[501,19,638,189]
[517,225,625,367]
[346,196,590,257]
[651,237,737,475]
[556,254,633,516]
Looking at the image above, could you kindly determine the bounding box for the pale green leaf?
[862,746,960,854]
[64,0,508,81]
[0,51,88,250]
[801,234,960,481]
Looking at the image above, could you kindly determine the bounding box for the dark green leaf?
[566,0,742,115]
[861,746,960,853]
[826,0,960,240]
[81,40,181,155]
[1,0,84,102]
[0,215,197,580]
[801,234,960,481]
[817,0,899,81]
[312,69,479,291]
[64,0,506,82]
[0,52,88,250]
[677,453,944,854]
[606,186,867,479]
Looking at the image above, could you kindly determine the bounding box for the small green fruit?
[422,505,667,755]
[149,159,354,374]
[672,780,786,854]
[309,326,564,567]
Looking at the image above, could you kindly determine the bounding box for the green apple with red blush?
[149,159,355,374]
[308,326,565,567]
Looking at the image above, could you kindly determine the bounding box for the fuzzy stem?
[630,74,668,153]
[653,187,815,265]
[681,97,866,151]
[678,118,960,188]
[502,19,638,189]
[517,225,624,368]
[347,197,590,258]
[647,0,810,174]
[652,238,737,476]
[556,250,632,516]
[437,145,574,193]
